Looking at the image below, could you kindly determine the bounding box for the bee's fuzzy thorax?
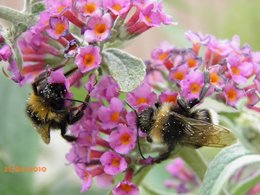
[150,103,172,143]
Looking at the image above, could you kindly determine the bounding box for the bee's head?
[40,83,67,103]
[137,105,158,134]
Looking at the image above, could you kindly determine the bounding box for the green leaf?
[200,144,260,195]
[139,160,180,195]
[178,147,208,181]
[102,48,146,92]
[231,171,260,195]
[31,2,46,14]
[0,76,40,195]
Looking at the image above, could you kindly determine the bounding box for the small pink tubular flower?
[47,16,69,39]
[224,84,245,107]
[166,158,196,182]
[112,181,139,195]
[165,158,199,193]
[151,41,173,64]
[81,171,93,192]
[91,75,120,101]
[127,83,157,111]
[169,64,189,83]
[45,0,72,15]
[157,0,174,25]
[180,70,205,100]
[139,2,162,27]
[246,89,259,107]
[185,30,210,55]
[209,65,225,90]
[227,54,254,85]
[103,0,131,16]
[96,174,114,189]
[7,60,24,85]
[84,13,113,43]
[75,46,102,73]
[109,124,136,154]
[0,44,12,61]
[74,0,102,16]
[208,35,232,57]
[100,150,127,176]
[159,90,178,104]
[98,97,125,129]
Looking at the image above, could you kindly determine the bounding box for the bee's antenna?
[125,101,146,160]
[63,98,86,104]
[64,66,78,77]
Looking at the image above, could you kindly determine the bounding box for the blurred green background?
[1,0,260,194]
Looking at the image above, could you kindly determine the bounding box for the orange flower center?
[57,6,65,13]
[187,58,197,68]
[193,44,200,55]
[190,83,201,94]
[112,4,122,12]
[173,71,185,81]
[55,23,66,35]
[210,72,220,85]
[120,184,132,192]
[85,171,90,180]
[165,95,177,104]
[159,52,169,61]
[120,133,131,145]
[84,3,96,14]
[111,112,120,122]
[227,88,237,101]
[84,54,95,67]
[95,24,107,35]
[145,16,152,23]
[136,97,148,105]
[111,157,120,167]
[231,66,240,75]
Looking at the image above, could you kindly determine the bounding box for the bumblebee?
[26,67,88,144]
[136,80,236,163]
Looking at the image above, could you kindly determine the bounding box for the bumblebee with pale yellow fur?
[26,68,88,144]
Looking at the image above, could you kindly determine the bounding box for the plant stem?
[24,0,31,13]
[0,5,32,24]
[178,147,208,181]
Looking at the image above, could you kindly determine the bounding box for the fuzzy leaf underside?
[102,48,146,92]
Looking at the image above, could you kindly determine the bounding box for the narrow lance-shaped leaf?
[102,48,146,92]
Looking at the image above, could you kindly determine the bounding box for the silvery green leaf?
[102,48,146,92]
[200,144,260,195]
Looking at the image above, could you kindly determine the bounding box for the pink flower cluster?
[65,75,162,193]
[6,0,173,86]
[146,31,260,110]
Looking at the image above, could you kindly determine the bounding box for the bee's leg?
[154,144,175,163]
[60,120,77,142]
[67,108,85,125]
[177,96,190,113]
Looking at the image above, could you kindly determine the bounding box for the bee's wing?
[36,124,51,144]
[171,112,236,147]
